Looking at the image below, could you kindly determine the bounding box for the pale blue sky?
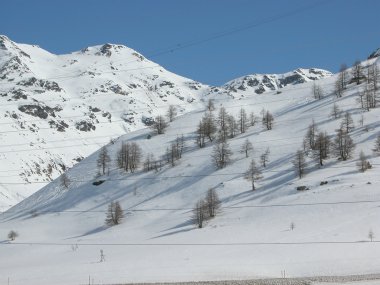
[1,0,379,85]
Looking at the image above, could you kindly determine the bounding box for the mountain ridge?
[0,35,332,210]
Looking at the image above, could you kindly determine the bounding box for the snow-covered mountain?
[0,35,332,211]
[223,68,332,95]
[368,47,380,59]
[0,35,211,210]
[0,50,379,284]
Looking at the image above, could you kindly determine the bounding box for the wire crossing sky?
[1,0,380,85]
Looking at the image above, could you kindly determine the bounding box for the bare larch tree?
[151,115,168,134]
[105,201,124,226]
[166,105,177,122]
[211,141,232,169]
[241,139,253,158]
[245,159,262,191]
[333,128,355,161]
[97,146,111,175]
[293,149,307,178]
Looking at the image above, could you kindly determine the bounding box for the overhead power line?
[1,163,380,185]
[2,199,380,214]
[0,0,333,86]
[0,240,378,247]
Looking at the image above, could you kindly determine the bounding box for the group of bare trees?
[212,141,233,169]
[196,111,217,147]
[334,64,349,97]
[193,188,221,228]
[295,114,359,178]
[194,104,273,170]
[105,201,124,226]
[358,64,379,111]
[312,82,324,100]
[165,135,185,166]
[116,142,142,173]
[261,108,274,130]
[150,105,178,135]
[334,61,379,111]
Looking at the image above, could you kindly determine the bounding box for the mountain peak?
[368,47,380,59]
[79,42,145,59]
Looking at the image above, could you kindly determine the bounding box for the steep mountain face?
[223,68,332,95]
[0,35,332,210]
[0,35,210,210]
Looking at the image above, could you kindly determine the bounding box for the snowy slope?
[0,55,379,285]
[0,35,211,210]
[0,35,331,211]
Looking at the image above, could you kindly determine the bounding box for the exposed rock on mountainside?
[224,68,332,94]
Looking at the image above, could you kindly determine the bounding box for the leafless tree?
[166,136,185,167]
[357,150,371,172]
[335,64,349,97]
[143,153,155,171]
[195,120,206,148]
[304,120,318,152]
[260,147,270,167]
[241,139,253,158]
[227,115,238,138]
[262,110,274,130]
[196,112,217,147]
[360,82,378,111]
[351,60,364,85]
[313,131,330,166]
[117,142,142,172]
[249,111,257,126]
[166,105,177,122]
[245,159,262,191]
[333,128,355,161]
[151,115,168,134]
[292,150,306,178]
[373,134,380,155]
[358,114,364,127]
[8,230,18,241]
[238,107,249,133]
[340,112,355,134]
[207,99,215,111]
[175,134,185,158]
[97,146,111,175]
[203,111,217,141]
[212,141,232,169]
[105,201,124,226]
[60,172,70,188]
[205,188,221,218]
[193,199,207,228]
[312,82,324,100]
[334,79,344,98]
[369,63,379,92]
[217,107,229,142]
[330,103,341,119]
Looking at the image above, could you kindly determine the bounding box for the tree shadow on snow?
[150,218,195,239]
[65,225,108,240]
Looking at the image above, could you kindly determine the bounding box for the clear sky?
[1,0,379,85]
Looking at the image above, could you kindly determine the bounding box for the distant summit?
[368,47,380,59]
[223,68,332,95]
